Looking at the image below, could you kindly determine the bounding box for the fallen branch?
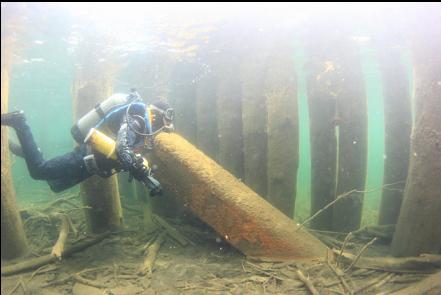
[76,266,109,277]
[352,225,395,242]
[51,213,70,259]
[27,264,58,284]
[297,190,358,231]
[337,232,353,267]
[244,261,286,281]
[389,271,441,295]
[345,237,378,272]
[391,274,428,284]
[73,274,108,289]
[295,268,320,295]
[311,232,354,250]
[152,214,188,246]
[297,181,405,231]
[373,273,395,290]
[43,195,80,212]
[23,211,51,227]
[140,232,165,275]
[41,276,72,288]
[327,262,353,295]
[308,229,350,236]
[6,278,26,295]
[334,250,441,273]
[354,272,393,294]
[1,232,110,276]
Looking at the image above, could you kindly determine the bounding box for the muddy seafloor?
[1,191,437,295]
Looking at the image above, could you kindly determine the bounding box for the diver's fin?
[1,110,25,127]
[9,140,24,158]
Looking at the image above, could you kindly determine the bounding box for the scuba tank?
[84,128,150,168]
[71,92,138,143]
[84,128,161,196]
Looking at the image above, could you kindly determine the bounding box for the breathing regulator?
[125,89,175,151]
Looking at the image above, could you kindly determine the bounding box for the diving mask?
[149,104,175,132]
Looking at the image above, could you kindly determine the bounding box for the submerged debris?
[1,193,440,294]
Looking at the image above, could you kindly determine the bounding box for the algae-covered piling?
[306,34,339,231]
[378,45,412,226]
[196,72,219,162]
[1,21,29,259]
[265,36,299,218]
[73,82,123,233]
[391,16,441,256]
[153,133,327,261]
[332,40,367,232]
[240,35,269,198]
[72,35,123,233]
[216,38,245,179]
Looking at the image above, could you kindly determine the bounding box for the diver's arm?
[116,120,162,196]
[116,120,145,173]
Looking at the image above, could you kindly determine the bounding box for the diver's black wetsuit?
[12,102,150,192]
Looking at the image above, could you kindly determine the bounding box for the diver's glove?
[119,149,162,196]
[142,174,162,197]
[127,165,162,197]
[118,149,143,172]
[130,166,162,197]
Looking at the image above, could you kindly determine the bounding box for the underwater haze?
[1,2,441,295]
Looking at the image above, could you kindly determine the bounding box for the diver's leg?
[21,144,93,192]
[24,145,93,192]
[46,148,93,192]
[1,111,91,181]
[36,145,91,179]
[1,111,47,177]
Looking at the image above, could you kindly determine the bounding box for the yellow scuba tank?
[84,128,150,169]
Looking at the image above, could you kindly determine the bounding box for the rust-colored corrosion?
[153,133,327,261]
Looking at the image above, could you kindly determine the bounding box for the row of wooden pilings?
[160,27,410,234]
[135,21,441,257]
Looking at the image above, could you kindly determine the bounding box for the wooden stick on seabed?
[345,237,378,272]
[337,232,353,267]
[355,272,395,294]
[333,250,441,273]
[327,261,354,295]
[297,181,405,232]
[140,232,166,275]
[51,213,70,259]
[152,214,188,246]
[297,190,357,232]
[295,268,320,295]
[1,233,110,276]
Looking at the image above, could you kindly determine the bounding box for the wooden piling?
[1,9,29,259]
[391,14,441,256]
[168,61,198,144]
[72,32,123,234]
[306,42,338,230]
[240,32,269,197]
[377,46,412,225]
[216,56,244,179]
[196,71,219,161]
[332,39,367,232]
[265,36,299,218]
[153,133,327,261]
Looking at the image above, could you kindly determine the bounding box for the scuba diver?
[1,90,174,196]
